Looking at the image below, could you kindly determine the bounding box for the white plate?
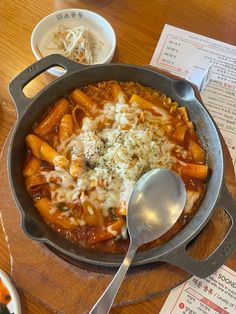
[31,9,116,76]
[0,269,21,314]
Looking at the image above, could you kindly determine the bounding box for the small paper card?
[160,265,236,314]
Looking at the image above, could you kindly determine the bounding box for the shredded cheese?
[41,101,185,237]
[107,225,118,236]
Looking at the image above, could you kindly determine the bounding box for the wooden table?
[1,0,236,313]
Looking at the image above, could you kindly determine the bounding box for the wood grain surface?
[1,1,236,313]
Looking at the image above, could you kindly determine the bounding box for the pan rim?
[8,63,225,267]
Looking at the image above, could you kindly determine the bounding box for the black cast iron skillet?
[8,54,236,278]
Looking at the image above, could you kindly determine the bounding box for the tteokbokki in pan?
[23,81,208,253]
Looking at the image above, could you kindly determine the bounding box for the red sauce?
[24,81,208,253]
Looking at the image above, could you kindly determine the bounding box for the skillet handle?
[161,183,236,278]
[8,54,83,118]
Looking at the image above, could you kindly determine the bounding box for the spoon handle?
[89,242,138,314]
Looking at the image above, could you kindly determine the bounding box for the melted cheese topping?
[42,101,184,228]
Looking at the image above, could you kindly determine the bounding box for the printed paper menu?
[151,24,236,170]
[160,265,236,314]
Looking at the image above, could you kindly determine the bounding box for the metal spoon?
[89,168,186,314]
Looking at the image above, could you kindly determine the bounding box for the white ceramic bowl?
[31,9,116,76]
[0,269,21,314]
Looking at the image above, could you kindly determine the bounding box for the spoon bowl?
[128,169,186,246]
[90,168,186,314]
